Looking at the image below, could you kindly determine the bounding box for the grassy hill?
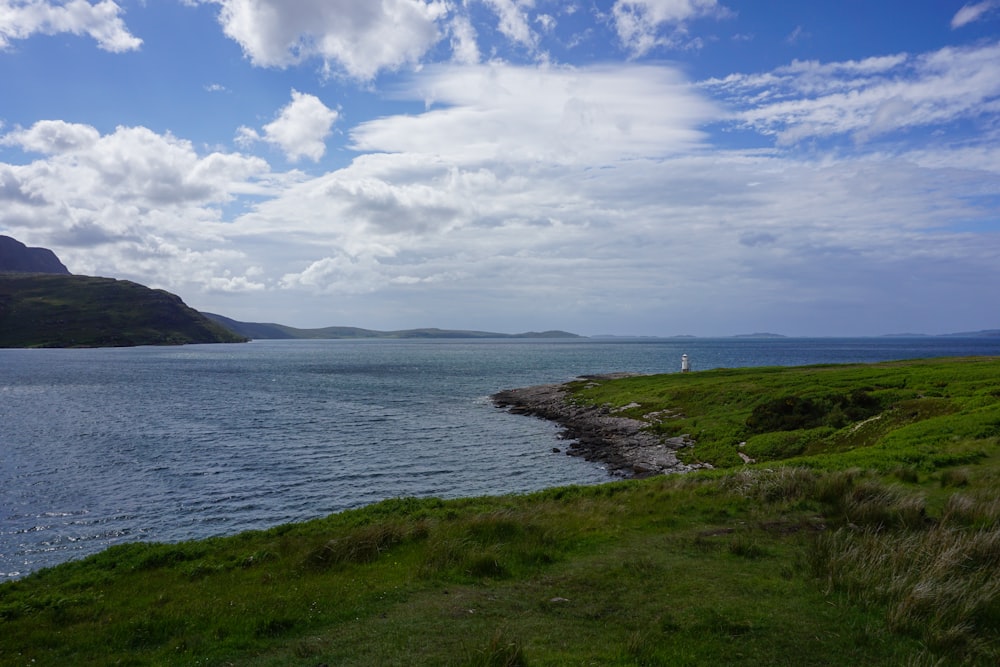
[1,357,998,665]
[0,273,248,347]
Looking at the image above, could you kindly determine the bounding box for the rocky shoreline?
[492,375,711,478]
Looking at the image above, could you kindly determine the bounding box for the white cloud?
[351,62,716,165]
[0,121,273,293]
[448,13,479,64]
[704,41,1000,145]
[225,134,1000,333]
[612,0,726,56]
[205,60,995,332]
[952,1,1000,29]
[238,90,339,162]
[279,251,396,295]
[535,13,555,33]
[0,119,101,153]
[11,123,269,205]
[0,0,142,52]
[482,0,537,49]
[204,0,449,80]
[785,25,808,45]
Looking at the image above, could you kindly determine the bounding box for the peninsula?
[493,375,710,476]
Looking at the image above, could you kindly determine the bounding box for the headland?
[493,374,711,477]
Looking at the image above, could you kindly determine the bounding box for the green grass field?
[2,357,998,665]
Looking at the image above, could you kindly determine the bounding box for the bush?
[746,391,882,434]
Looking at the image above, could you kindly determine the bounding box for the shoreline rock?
[492,375,711,478]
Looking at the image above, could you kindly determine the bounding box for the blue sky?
[1,1,998,336]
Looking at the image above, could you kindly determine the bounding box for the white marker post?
[681,354,690,373]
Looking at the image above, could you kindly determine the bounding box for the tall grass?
[713,465,1000,663]
[810,493,1000,665]
[304,522,416,570]
[467,628,528,667]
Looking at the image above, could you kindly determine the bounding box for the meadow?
[1,357,998,665]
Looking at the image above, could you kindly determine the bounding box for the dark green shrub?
[746,392,883,433]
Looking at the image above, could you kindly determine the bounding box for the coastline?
[492,375,711,478]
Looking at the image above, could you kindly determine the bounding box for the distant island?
[203,313,581,340]
[885,330,1000,339]
[731,332,787,338]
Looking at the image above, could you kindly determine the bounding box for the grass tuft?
[305,522,409,569]
[467,628,528,667]
[941,468,971,488]
[728,533,768,559]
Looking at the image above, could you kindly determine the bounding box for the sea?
[2,336,999,581]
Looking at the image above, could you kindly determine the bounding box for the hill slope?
[0,274,248,347]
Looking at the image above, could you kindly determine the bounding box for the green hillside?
[1,357,998,665]
[0,273,248,347]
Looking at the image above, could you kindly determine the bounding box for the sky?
[1,1,998,337]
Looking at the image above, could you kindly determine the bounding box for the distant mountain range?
[203,313,581,340]
[1,235,996,347]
